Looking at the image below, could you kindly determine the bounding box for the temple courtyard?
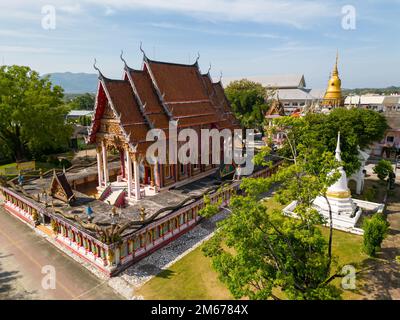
[2,166,399,299]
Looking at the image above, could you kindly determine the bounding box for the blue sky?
[0,0,399,89]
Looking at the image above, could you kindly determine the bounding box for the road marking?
[0,226,77,299]
[72,279,109,300]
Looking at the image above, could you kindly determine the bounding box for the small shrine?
[49,171,75,204]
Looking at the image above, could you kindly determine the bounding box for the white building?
[344,94,400,112]
[224,74,324,115]
[66,110,94,120]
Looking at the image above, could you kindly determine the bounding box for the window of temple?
[120,242,128,258]
[163,222,169,234]
[128,241,133,255]
[146,232,152,245]
[174,217,179,229]
[140,235,145,248]
[134,237,140,250]
[158,225,163,237]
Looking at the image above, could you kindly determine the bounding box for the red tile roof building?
[88,53,241,201]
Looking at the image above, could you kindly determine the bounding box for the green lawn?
[136,197,369,300]
[319,227,368,300]
[136,243,233,300]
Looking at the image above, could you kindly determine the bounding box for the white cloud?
[59,4,83,14]
[147,22,285,39]
[84,0,336,28]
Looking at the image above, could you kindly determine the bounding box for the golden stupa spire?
[332,50,339,76]
[321,50,343,108]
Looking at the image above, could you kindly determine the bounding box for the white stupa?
[283,131,385,235]
[312,132,362,227]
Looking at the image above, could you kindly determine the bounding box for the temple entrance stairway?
[103,188,125,206]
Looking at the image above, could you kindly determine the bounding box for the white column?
[96,147,104,187]
[133,157,141,200]
[126,148,132,199]
[102,140,109,184]
[154,159,160,191]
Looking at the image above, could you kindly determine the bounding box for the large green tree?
[273,108,388,175]
[0,65,73,161]
[225,79,272,132]
[200,139,350,299]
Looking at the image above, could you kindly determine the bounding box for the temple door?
[144,166,151,185]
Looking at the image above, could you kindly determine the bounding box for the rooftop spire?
[93,58,104,79]
[140,41,148,60]
[120,49,128,68]
[207,62,212,75]
[333,50,339,76]
[194,52,200,65]
[335,131,342,162]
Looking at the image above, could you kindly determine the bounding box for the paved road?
[0,206,123,300]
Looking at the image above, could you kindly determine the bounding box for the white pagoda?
[283,132,384,235]
[312,132,362,228]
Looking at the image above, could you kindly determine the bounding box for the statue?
[86,204,94,222]
[140,207,146,221]
[18,173,24,186]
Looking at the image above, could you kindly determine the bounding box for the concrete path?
[359,162,400,300]
[0,207,123,300]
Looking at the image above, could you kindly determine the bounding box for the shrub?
[362,213,389,256]
[373,159,394,182]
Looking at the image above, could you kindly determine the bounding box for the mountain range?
[44,72,98,94]
[44,72,399,96]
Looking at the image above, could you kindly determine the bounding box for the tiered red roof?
[88,54,241,153]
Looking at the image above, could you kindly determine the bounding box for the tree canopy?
[199,107,388,300]
[200,135,348,300]
[373,159,394,182]
[0,65,73,161]
[224,79,272,132]
[272,108,388,175]
[66,93,95,110]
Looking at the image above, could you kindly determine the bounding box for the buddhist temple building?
[320,52,344,108]
[88,50,242,204]
[0,50,282,277]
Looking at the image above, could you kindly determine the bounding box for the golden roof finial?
[333,49,339,76]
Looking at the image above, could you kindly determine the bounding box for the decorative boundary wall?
[283,198,385,236]
[0,163,281,277]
